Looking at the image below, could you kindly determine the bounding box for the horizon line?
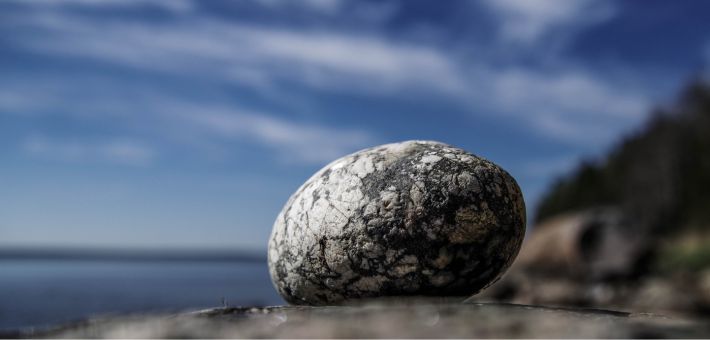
[0,246,267,263]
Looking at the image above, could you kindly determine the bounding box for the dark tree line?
[536,80,710,236]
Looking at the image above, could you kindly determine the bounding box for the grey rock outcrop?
[268,140,526,305]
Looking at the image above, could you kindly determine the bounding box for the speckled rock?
[268,140,526,305]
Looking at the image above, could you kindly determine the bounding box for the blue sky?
[1,0,709,251]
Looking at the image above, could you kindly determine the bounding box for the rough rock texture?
[268,140,526,305]
[33,301,710,338]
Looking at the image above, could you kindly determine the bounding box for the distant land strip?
[0,247,266,263]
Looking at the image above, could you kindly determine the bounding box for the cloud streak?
[7,11,463,97]
[0,0,654,170]
[4,5,650,146]
[24,134,156,166]
[480,0,616,47]
[166,103,376,164]
[481,67,648,143]
[0,75,376,165]
[8,0,195,13]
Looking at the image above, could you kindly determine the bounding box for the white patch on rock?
[421,154,442,164]
[351,156,376,178]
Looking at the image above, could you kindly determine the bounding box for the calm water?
[0,260,284,330]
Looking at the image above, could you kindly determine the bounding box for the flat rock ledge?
[19,299,710,338]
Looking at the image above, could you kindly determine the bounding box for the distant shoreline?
[0,247,266,263]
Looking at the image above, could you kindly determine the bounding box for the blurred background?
[1,0,710,331]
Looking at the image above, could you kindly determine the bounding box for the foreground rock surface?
[29,300,709,338]
[269,140,526,305]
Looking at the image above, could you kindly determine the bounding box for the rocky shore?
[19,299,710,338]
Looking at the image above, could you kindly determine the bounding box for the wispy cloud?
[480,0,616,47]
[480,67,649,143]
[253,0,344,14]
[4,2,645,143]
[24,134,156,166]
[9,0,195,13]
[6,12,463,97]
[163,102,376,164]
[1,0,650,151]
[0,74,376,165]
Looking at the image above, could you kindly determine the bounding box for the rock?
[512,208,652,280]
[33,300,710,338]
[472,209,710,315]
[268,140,526,305]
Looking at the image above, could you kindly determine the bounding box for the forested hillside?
[536,80,710,236]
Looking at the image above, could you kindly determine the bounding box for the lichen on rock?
[268,140,526,305]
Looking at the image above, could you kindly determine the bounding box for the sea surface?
[0,259,284,331]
